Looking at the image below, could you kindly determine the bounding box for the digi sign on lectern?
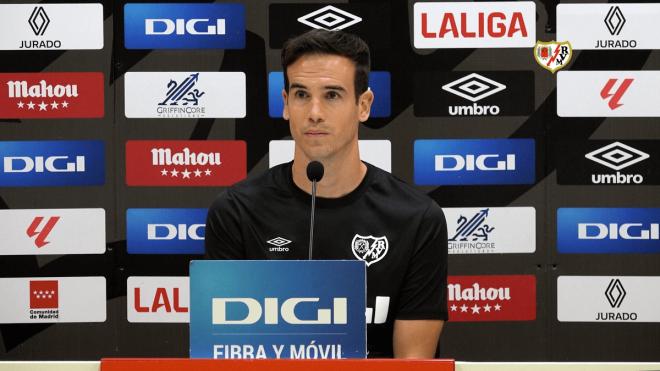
[189,260,366,359]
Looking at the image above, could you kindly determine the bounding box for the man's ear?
[358,87,374,123]
[281,89,289,120]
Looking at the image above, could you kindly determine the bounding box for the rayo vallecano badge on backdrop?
[534,40,573,73]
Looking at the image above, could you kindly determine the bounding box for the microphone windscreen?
[306,161,324,182]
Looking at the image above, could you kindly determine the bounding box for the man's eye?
[326,91,340,99]
[294,90,308,99]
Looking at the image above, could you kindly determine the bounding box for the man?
[205,29,448,358]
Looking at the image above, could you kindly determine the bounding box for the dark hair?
[281,29,370,102]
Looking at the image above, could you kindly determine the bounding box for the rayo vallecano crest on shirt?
[351,234,389,266]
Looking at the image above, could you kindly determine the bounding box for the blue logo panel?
[0,141,104,187]
[268,71,390,118]
[557,208,660,253]
[190,260,366,359]
[124,3,245,49]
[414,139,535,185]
[126,208,206,254]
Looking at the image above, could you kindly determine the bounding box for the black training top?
[205,161,448,358]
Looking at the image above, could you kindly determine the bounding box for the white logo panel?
[0,4,103,50]
[557,71,660,117]
[558,276,660,322]
[124,72,246,118]
[443,207,535,254]
[269,140,391,173]
[413,2,536,49]
[127,277,189,323]
[0,277,106,323]
[557,4,660,50]
[0,209,105,255]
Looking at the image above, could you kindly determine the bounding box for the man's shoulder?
[210,163,290,207]
[368,163,439,210]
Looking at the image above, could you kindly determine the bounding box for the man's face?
[282,53,373,162]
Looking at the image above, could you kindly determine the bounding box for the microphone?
[306,161,324,260]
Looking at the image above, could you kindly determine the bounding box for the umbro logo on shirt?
[267,237,291,252]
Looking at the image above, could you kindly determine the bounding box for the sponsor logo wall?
[0,4,104,50]
[1,0,659,362]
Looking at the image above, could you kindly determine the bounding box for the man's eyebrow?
[289,83,307,90]
[324,85,346,92]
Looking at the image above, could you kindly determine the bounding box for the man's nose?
[308,97,324,123]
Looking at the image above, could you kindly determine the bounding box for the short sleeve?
[395,201,448,320]
[204,189,246,260]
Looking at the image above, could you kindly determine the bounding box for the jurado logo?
[596,6,637,49]
[21,7,61,49]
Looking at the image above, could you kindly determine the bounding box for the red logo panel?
[126,140,246,186]
[29,280,59,309]
[448,275,536,322]
[0,72,104,118]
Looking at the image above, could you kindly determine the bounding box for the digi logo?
[414,139,535,185]
[147,223,204,241]
[29,280,58,309]
[124,3,245,49]
[212,297,347,325]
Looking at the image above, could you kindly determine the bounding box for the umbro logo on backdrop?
[297,6,362,31]
[414,71,534,117]
[556,140,659,185]
[269,3,391,49]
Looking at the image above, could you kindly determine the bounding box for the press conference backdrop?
[1,0,659,362]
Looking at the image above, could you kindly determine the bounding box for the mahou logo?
[126,140,246,186]
[448,275,536,321]
[0,72,104,118]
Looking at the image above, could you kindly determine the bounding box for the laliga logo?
[145,19,226,35]
[212,297,347,325]
[435,154,516,171]
[578,223,660,240]
[147,224,204,240]
[3,156,85,173]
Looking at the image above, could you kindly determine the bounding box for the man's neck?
[291,150,367,199]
